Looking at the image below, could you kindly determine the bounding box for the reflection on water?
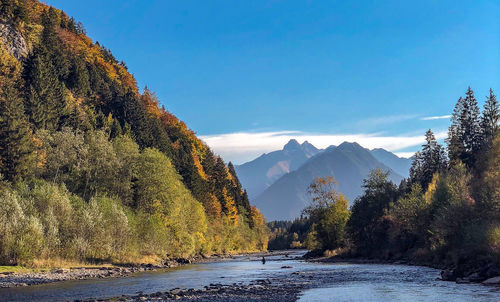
[1,251,499,302]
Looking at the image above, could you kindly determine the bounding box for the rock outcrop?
[0,22,28,60]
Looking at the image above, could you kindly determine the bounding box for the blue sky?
[47,0,500,163]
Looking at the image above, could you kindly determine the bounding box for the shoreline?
[0,251,291,288]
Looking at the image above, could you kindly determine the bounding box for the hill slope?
[0,0,267,265]
[370,148,412,178]
[254,142,404,221]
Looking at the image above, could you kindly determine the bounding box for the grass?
[0,259,116,274]
[0,265,33,273]
[0,255,164,274]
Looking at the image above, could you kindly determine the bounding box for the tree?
[447,87,482,168]
[41,7,70,81]
[0,84,37,181]
[303,177,350,251]
[24,46,65,131]
[388,184,428,250]
[347,169,398,256]
[410,129,447,189]
[0,43,37,181]
[481,89,499,149]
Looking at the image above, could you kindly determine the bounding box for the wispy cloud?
[200,130,447,164]
[421,115,451,121]
[356,114,419,128]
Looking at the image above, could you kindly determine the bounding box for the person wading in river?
[262,257,266,264]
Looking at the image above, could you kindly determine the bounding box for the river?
[1,251,499,301]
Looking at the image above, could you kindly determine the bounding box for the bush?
[0,188,43,265]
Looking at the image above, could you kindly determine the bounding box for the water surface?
[1,251,499,301]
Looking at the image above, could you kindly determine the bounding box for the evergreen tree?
[410,129,447,189]
[67,57,91,98]
[41,7,70,81]
[227,161,251,214]
[24,46,65,131]
[481,89,499,148]
[447,87,482,168]
[0,81,37,182]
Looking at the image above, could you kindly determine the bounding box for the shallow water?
[298,263,500,302]
[1,251,499,302]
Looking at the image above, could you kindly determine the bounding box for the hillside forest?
[0,0,268,267]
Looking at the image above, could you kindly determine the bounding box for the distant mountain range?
[234,139,321,200]
[235,140,412,221]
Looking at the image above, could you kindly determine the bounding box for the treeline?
[272,87,500,270]
[0,0,267,266]
[267,219,310,250]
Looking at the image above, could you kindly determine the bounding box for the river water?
[1,251,499,301]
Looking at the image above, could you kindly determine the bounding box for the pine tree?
[0,81,37,182]
[41,7,70,81]
[447,87,482,168]
[410,129,447,189]
[68,57,90,98]
[24,46,65,131]
[481,89,499,148]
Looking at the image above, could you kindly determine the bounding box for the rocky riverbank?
[84,270,314,302]
[0,257,211,288]
[0,266,154,288]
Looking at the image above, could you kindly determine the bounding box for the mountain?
[253,142,404,221]
[235,139,321,199]
[370,148,412,178]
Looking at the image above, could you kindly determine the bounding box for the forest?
[0,0,268,267]
[270,87,500,274]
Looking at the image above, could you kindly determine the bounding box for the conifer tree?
[410,129,447,189]
[481,89,499,148]
[0,79,37,182]
[24,46,65,131]
[447,87,482,167]
[68,58,91,98]
[41,7,69,81]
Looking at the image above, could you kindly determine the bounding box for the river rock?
[440,269,456,281]
[483,276,500,285]
[466,272,485,282]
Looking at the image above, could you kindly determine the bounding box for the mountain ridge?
[235,139,321,199]
[236,140,410,221]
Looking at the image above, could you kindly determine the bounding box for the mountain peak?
[283,139,301,151]
[337,141,363,150]
[301,140,313,147]
[301,140,320,156]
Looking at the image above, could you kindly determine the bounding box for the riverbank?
[0,251,292,288]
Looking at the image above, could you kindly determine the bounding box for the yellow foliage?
[222,188,238,226]
[425,173,440,204]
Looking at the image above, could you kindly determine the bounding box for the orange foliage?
[192,151,207,180]
[250,206,265,226]
[222,188,238,226]
[203,193,222,220]
[140,88,162,118]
